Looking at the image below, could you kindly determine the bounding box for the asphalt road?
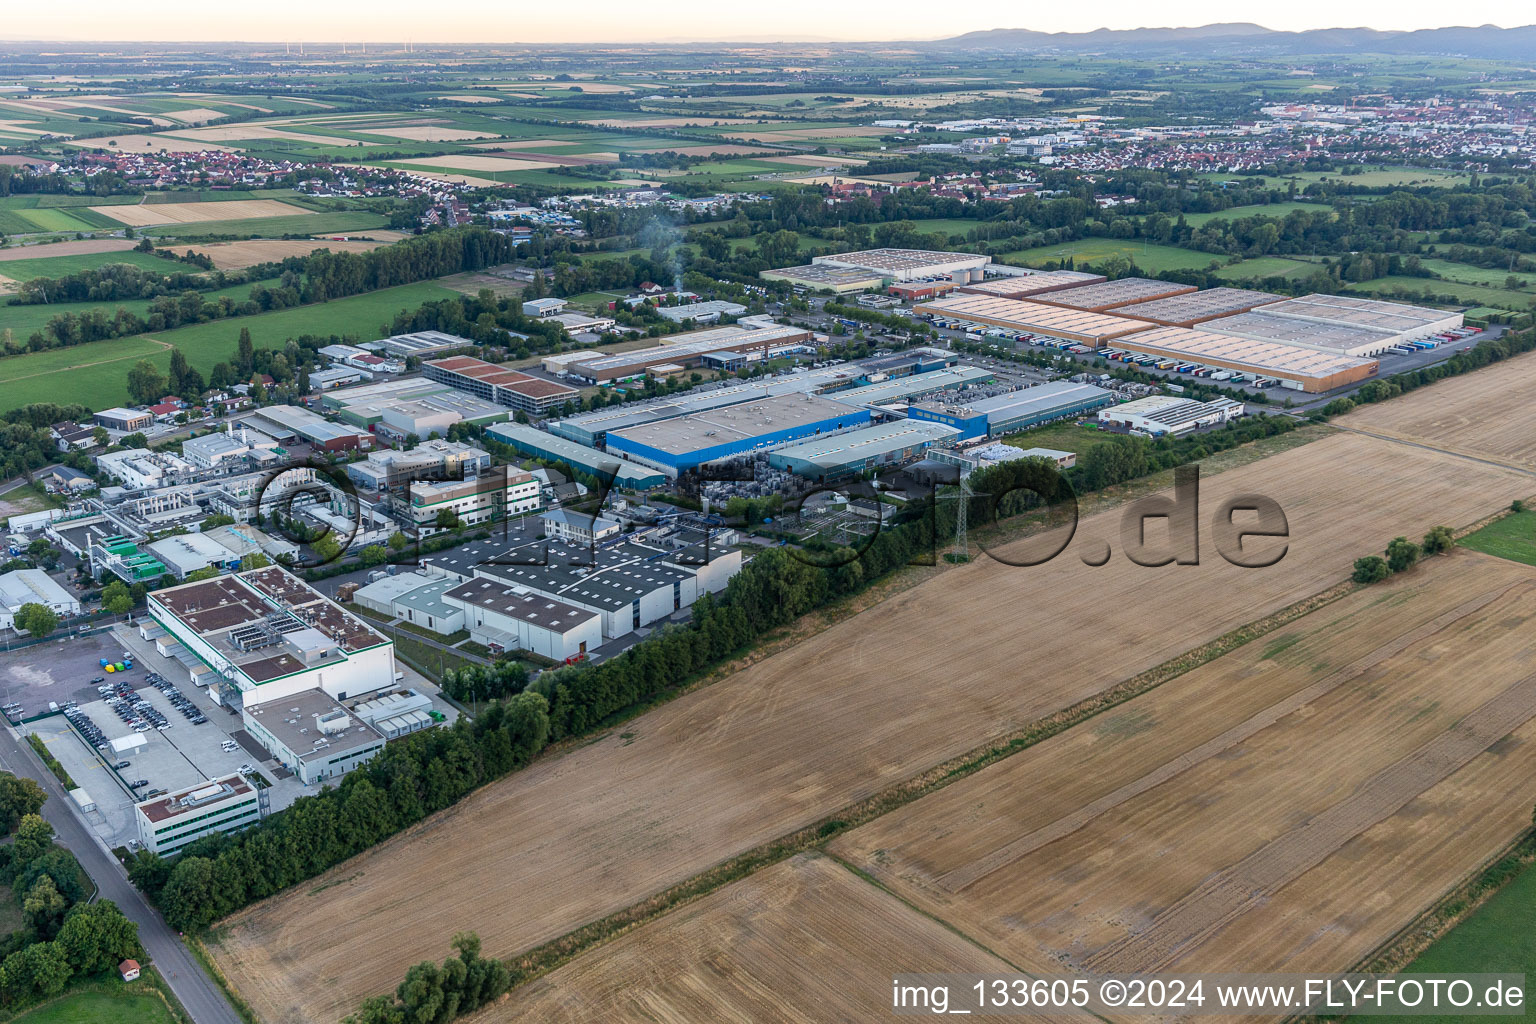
[0,725,243,1024]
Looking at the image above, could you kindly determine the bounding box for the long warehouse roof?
[1258,293,1459,331]
[916,294,1153,340]
[1118,326,1378,378]
[956,270,1105,299]
[1032,277,1196,311]
[1113,287,1284,325]
[1199,310,1395,353]
[770,419,961,468]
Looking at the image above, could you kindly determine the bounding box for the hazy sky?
[3,2,1533,44]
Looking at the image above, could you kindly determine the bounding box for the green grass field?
[1176,201,1334,227]
[10,986,181,1024]
[1213,256,1326,282]
[0,249,188,284]
[1458,510,1536,566]
[1198,167,1471,189]
[997,419,1111,456]
[1364,858,1536,1024]
[0,280,458,413]
[1000,238,1223,274]
[1419,258,1534,291]
[1348,276,1535,311]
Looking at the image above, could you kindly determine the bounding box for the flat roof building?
[246,406,369,451]
[759,263,886,292]
[443,578,603,661]
[809,248,991,283]
[242,690,386,787]
[1197,310,1400,357]
[1098,395,1246,436]
[909,381,1114,439]
[372,331,473,358]
[564,323,813,384]
[1114,326,1379,392]
[94,408,152,432]
[0,569,81,632]
[1112,287,1285,327]
[606,393,871,477]
[768,419,961,480]
[147,567,395,708]
[423,356,580,415]
[1254,293,1462,341]
[134,774,259,856]
[915,295,1153,347]
[308,366,372,391]
[1032,277,1199,312]
[656,300,747,323]
[956,270,1106,300]
[485,423,666,490]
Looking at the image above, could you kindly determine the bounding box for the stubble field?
[198,237,390,270]
[210,428,1535,1024]
[830,549,1536,980]
[483,852,1091,1024]
[89,199,314,226]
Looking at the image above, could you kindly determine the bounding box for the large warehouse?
[1113,287,1284,327]
[955,270,1106,299]
[915,294,1153,347]
[1113,326,1379,392]
[1253,293,1462,343]
[1098,395,1246,437]
[809,248,992,283]
[565,323,813,384]
[422,356,580,415]
[909,381,1115,440]
[485,423,666,490]
[606,393,870,477]
[1032,277,1198,312]
[1198,310,1399,357]
[760,263,887,293]
[767,419,961,480]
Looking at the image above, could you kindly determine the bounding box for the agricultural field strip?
[1084,668,1536,974]
[211,431,1536,1024]
[939,580,1533,893]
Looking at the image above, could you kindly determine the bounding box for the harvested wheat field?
[479,853,1091,1024]
[385,154,551,172]
[0,238,137,262]
[90,199,313,227]
[360,126,504,142]
[1338,349,1536,470]
[198,237,390,270]
[832,548,1536,979]
[65,133,234,153]
[210,429,1534,1024]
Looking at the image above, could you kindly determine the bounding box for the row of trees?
[344,933,511,1024]
[1352,525,1455,584]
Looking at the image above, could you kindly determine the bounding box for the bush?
[1421,525,1455,556]
[1385,536,1421,574]
[1352,555,1391,584]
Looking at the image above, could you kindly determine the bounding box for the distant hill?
[932,23,1536,59]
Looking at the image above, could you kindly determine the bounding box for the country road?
[0,725,245,1024]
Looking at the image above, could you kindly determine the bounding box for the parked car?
[113,760,130,770]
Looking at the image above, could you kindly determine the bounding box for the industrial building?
[134,774,260,856]
[1033,277,1198,312]
[955,270,1105,300]
[1113,287,1284,327]
[308,366,372,390]
[371,330,473,359]
[928,443,1076,472]
[825,366,995,410]
[887,281,958,302]
[147,567,396,708]
[915,295,1153,347]
[94,408,152,432]
[808,248,991,283]
[909,381,1115,440]
[1197,311,1399,357]
[352,572,467,634]
[242,690,386,787]
[147,532,242,578]
[768,419,961,480]
[347,440,492,492]
[485,423,666,490]
[407,468,540,537]
[539,508,622,546]
[540,349,608,374]
[444,578,603,661]
[1252,293,1462,343]
[1098,395,1247,436]
[423,356,580,415]
[374,392,510,445]
[760,263,887,292]
[564,323,813,384]
[606,393,871,477]
[351,689,437,739]
[0,569,81,631]
[1113,326,1379,392]
[245,406,370,452]
[656,300,747,323]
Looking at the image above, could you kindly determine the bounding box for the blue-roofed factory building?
[606,393,871,478]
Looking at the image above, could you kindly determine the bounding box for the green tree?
[55,900,143,975]
[1352,555,1391,584]
[312,534,343,564]
[201,513,236,532]
[387,532,408,552]
[0,774,46,834]
[1385,536,1421,574]
[435,508,461,531]
[359,544,390,567]
[1421,525,1455,556]
[239,552,272,570]
[13,814,54,863]
[14,603,58,638]
[126,359,168,404]
[183,566,222,582]
[101,579,135,615]
[23,875,68,938]
[0,940,71,998]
